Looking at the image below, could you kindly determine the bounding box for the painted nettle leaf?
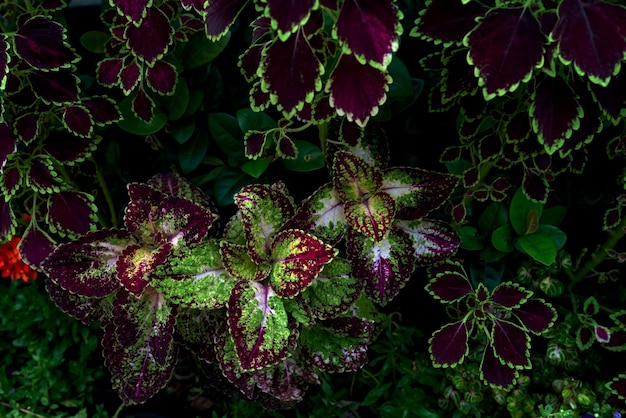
[426,260,556,388]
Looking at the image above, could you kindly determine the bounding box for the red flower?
[0,237,37,282]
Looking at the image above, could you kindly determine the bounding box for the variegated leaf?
[395,219,460,265]
[332,150,383,203]
[344,191,395,242]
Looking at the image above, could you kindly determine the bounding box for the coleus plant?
[426,259,557,389]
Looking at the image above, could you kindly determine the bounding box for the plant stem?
[92,157,118,227]
[0,402,46,418]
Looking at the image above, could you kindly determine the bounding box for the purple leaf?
[491,318,531,368]
[347,228,415,306]
[27,155,62,193]
[490,283,532,309]
[577,326,594,350]
[239,43,265,82]
[595,324,611,343]
[46,191,97,238]
[265,0,317,40]
[146,172,216,210]
[244,131,269,159]
[111,0,151,23]
[429,321,469,367]
[29,70,79,104]
[608,374,626,401]
[334,0,401,67]
[327,53,390,126]
[63,105,94,137]
[17,221,56,270]
[1,166,22,201]
[412,0,485,45]
[590,71,626,121]
[0,123,16,170]
[97,58,124,87]
[261,33,323,117]
[83,96,122,125]
[116,243,171,295]
[480,345,517,388]
[132,88,155,123]
[611,311,626,331]
[146,60,177,95]
[395,219,460,265]
[276,134,297,159]
[522,168,549,203]
[204,0,248,41]
[181,0,207,11]
[126,7,173,64]
[14,112,41,144]
[15,16,77,70]
[425,260,473,303]
[531,74,582,154]
[228,281,290,370]
[466,8,545,98]
[120,60,141,94]
[270,229,336,298]
[45,130,100,164]
[344,192,395,242]
[44,278,107,326]
[42,229,131,297]
[551,0,626,85]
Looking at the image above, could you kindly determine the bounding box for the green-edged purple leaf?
[14,112,40,145]
[204,0,248,41]
[577,326,594,350]
[531,74,582,154]
[0,123,16,170]
[252,357,316,403]
[27,155,62,193]
[551,0,626,85]
[288,258,362,323]
[412,0,485,45]
[228,281,290,370]
[0,35,8,91]
[106,288,178,405]
[269,229,336,298]
[276,134,297,159]
[381,167,458,219]
[583,295,600,315]
[347,228,414,306]
[285,183,347,245]
[132,88,154,123]
[111,0,151,23]
[97,58,124,87]
[1,165,22,201]
[466,8,545,98]
[332,151,383,202]
[126,7,173,64]
[120,60,141,94]
[425,260,472,303]
[611,310,626,331]
[29,70,79,104]
[180,0,207,11]
[83,96,122,126]
[300,317,373,372]
[46,191,97,238]
[146,60,177,95]
[491,318,531,368]
[595,324,611,343]
[480,345,517,388]
[395,219,460,265]
[327,53,391,126]
[116,243,171,295]
[0,200,16,242]
[334,0,401,68]
[18,221,56,270]
[45,131,101,165]
[234,182,296,263]
[155,240,234,309]
[220,241,271,281]
[261,34,323,117]
[608,374,626,401]
[63,105,94,137]
[44,278,109,326]
[214,328,257,399]
[429,321,469,367]
[344,192,395,242]
[265,0,317,40]
[146,172,216,211]
[15,16,77,70]
[490,283,532,309]
[244,131,269,159]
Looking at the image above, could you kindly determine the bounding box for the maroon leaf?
[425,261,473,303]
[47,191,97,238]
[551,0,626,85]
[1,166,22,200]
[266,0,317,39]
[490,283,532,309]
[126,7,174,64]
[181,0,207,11]
[17,221,56,270]
[204,0,248,41]
[261,33,323,117]
[29,70,79,104]
[335,0,401,67]
[27,155,62,193]
[608,374,626,401]
[595,325,611,343]
[120,60,141,94]
[83,96,122,125]
[146,60,177,95]
[276,134,297,159]
[239,43,265,82]
[577,326,594,350]
[522,168,549,203]
[14,112,41,144]
[116,243,170,295]
[480,345,517,388]
[97,58,124,87]
[0,123,16,170]
[245,131,269,158]
[45,130,100,165]
[466,8,545,97]
[15,16,77,70]
[132,88,155,123]
[112,0,151,23]
[44,278,107,326]
[491,319,531,368]
[327,53,390,126]
[412,0,485,45]
[63,105,94,137]
[429,321,469,367]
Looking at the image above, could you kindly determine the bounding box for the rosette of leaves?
[0,5,121,267]
[288,131,460,305]
[42,173,219,404]
[426,260,557,388]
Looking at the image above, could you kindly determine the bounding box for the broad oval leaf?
[46,191,98,238]
[112,0,151,23]
[29,70,79,104]
[63,105,94,137]
[15,16,78,70]
[146,60,177,95]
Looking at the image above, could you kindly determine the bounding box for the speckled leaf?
[106,288,178,405]
[347,227,414,305]
[269,229,336,298]
[17,222,56,270]
[551,0,626,85]
[146,172,216,210]
[228,281,290,370]
[344,192,395,242]
[234,182,296,263]
[395,219,460,265]
[381,167,458,219]
[265,0,317,40]
[63,105,94,137]
[261,34,323,117]
[29,70,79,104]
[111,0,151,23]
[466,8,545,98]
[430,321,469,367]
[327,53,390,126]
[334,0,401,68]
[490,283,532,309]
[480,345,517,388]
[412,0,485,45]
[155,240,234,308]
[44,278,109,326]
[492,318,530,368]
[425,260,473,303]
[252,357,315,402]
[116,243,171,295]
[204,0,248,41]
[46,191,97,238]
[220,241,270,281]
[0,123,16,170]
[27,155,62,193]
[15,16,77,70]
[126,7,173,64]
[332,151,382,202]
[146,60,177,95]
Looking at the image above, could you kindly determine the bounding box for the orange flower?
[0,237,37,282]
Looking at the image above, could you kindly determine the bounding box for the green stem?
[0,402,46,418]
[284,121,313,134]
[92,157,118,227]
[318,121,329,156]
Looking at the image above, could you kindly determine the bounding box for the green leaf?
[166,78,189,121]
[478,203,508,234]
[491,225,515,253]
[509,188,543,236]
[208,112,244,160]
[241,159,271,178]
[179,130,209,174]
[117,95,167,135]
[236,108,277,133]
[516,233,558,266]
[171,120,195,144]
[533,224,567,250]
[457,226,484,250]
[79,31,109,54]
[182,31,231,69]
[540,205,566,226]
[281,140,325,172]
[212,167,250,206]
